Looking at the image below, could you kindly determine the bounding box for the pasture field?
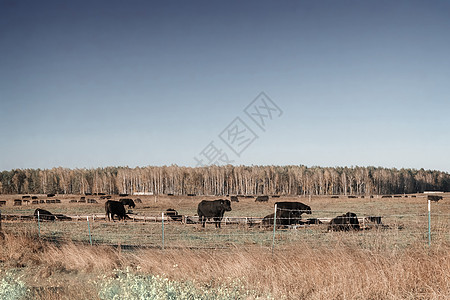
[1,193,449,299]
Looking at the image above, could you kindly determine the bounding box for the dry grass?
[1,230,449,299]
[1,193,449,299]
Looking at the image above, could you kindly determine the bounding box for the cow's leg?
[216,217,221,228]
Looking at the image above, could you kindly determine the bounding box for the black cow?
[255,196,269,202]
[166,208,183,221]
[328,212,360,231]
[120,198,136,208]
[197,199,232,228]
[105,200,127,221]
[261,211,293,227]
[276,201,311,215]
[34,208,56,221]
[427,195,443,202]
[273,201,311,225]
[230,196,239,202]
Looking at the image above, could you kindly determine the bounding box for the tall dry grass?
[1,230,449,299]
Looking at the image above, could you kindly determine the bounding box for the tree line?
[0,165,449,196]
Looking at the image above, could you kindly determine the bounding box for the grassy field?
[1,193,449,299]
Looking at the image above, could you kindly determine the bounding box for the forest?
[1,165,449,196]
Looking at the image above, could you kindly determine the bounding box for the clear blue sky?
[1,0,449,172]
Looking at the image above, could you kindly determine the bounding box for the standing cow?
[119,198,136,208]
[274,201,312,224]
[105,200,127,221]
[197,199,232,228]
[328,212,360,231]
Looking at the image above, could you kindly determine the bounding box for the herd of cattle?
[0,194,387,232]
[101,197,373,231]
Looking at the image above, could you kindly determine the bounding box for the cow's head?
[221,199,232,211]
[345,212,360,229]
[302,204,312,215]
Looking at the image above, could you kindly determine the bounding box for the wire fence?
[1,206,449,251]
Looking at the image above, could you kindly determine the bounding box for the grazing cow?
[0,201,6,206]
[427,195,443,202]
[87,199,98,204]
[134,198,142,203]
[381,195,392,198]
[119,193,128,197]
[166,208,183,221]
[69,200,77,203]
[47,194,55,197]
[187,193,196,197]
[31,196,38,200]
[230,196,239,202]
[272,195,280,198]
[328,212,360,231]
[348,195,357,198]
[255,196,269,202]
[31,200,39,204]
[22,195,31,199]
[34,208,56,221]
[331,196,339,199]
[105,200,127,221]
[197,199,232,228]
[100,195,112,200]
[14,199,22,206]
[167,193,174,196]
[119,198,136,208]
